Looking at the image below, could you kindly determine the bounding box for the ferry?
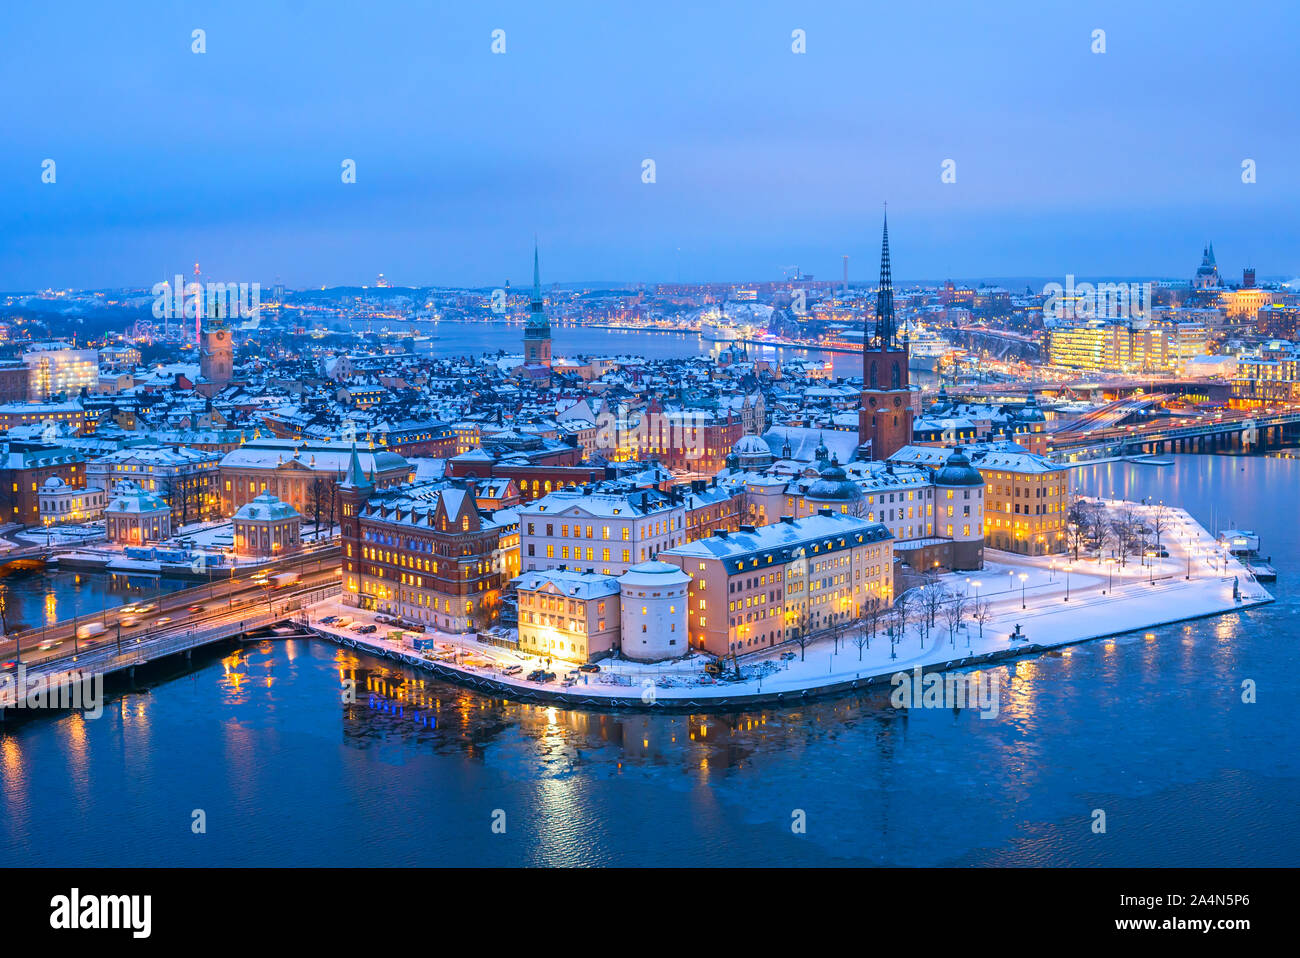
[1218,529,1278,582]
[898,320,949,372]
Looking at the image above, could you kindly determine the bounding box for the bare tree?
[1110,504,1140,568]
[1065,495,1091,561]
[919,581,945,632]
[309,477,327,535]
[1149,504,1169,552]
[887,591,911,655]
[850,609,872,661]
[942,592,967,647]
[789,607,816,662]
[827,610,845,654]
[971,595,994,642]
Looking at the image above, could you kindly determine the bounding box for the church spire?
[532,238,541,307]
[874,209,896,348]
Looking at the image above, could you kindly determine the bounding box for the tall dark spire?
[531,239,541,306]
[874,210,896,348]
[526,238,549,333]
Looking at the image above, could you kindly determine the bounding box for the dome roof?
[618,560,692,589]
[932,448,984,486]
[42,476,66,489]
[234,492,301,522]
[732,434,770,456]
[805,462,862,502]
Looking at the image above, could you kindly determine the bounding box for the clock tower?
[200,302,233,386]
[858,212,914,460]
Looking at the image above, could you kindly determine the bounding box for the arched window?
[891,362,900,389]
[869,361,878,388]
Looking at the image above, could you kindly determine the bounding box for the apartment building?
[660,512,894,657]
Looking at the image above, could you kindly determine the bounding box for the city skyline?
[3,0,1298,290]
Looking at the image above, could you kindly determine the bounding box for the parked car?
[526,669,546,681]
[779,651,797,661]
[578,663,601,673]
[357,624,378,634]
[502,664,523,676]
[319,615,338,625]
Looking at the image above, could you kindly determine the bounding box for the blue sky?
[1,0,1296,289]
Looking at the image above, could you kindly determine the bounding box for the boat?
[1127,455,1173,466]
[898,320,949,372]
[1218,529,1278,582]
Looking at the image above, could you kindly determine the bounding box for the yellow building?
[972,450,1071,555]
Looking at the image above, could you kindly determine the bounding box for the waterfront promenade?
[304,501,1272,709]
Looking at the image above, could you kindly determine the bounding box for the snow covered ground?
[305,501,1272,703]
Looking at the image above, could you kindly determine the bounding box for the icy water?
[424,319,936,382]
[0,568,192,635]
[1,454,1297,866]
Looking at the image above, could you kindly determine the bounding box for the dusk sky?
[2,0,1297,290]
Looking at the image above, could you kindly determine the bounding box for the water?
[425,319,935,382]
[0,568,192,635]
[2,454,1296,867]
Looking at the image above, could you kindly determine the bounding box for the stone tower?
[858,211,914,460]
[200,302,233,386]
[522,241,552,375]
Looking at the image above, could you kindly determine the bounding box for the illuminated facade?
[660,512,894,658]
[233,492,302,557]
[38,476,105,526]
[340,452,506,632]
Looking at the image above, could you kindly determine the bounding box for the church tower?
[522,241,552,376]
[858,211,914,460]
[200,300,233,386]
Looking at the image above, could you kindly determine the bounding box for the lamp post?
[1064,564,1072,602]
[1019,572,1028,609]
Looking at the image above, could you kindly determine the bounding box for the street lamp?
[1019,572,1028,609]
[1064,563,1072,602]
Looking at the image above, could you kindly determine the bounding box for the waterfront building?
[85,444,221,525]
[891,443,1069,555]
[38,475,105,526]
[1046,317,1208,373]
[339,451,506,632]
[858,213,915,460]
[516,568,621,663]
[618,560,692,661]
[104,480,172,545]
[233,492,302,557]
[660,512,894,657]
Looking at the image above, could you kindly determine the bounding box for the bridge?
[0,542,64,571]
[1046,408,1300,460]
[1,572,342,710]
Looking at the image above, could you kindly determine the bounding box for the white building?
[618,560,691,662]
[22,344,100,400]
[520,489,686,575]
[38,477,105,526]
[104,481,172,545]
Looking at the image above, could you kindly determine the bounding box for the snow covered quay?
[306,502,1272,711]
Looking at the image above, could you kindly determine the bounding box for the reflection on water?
[1,455,1297,867]
[0,568,192,634]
